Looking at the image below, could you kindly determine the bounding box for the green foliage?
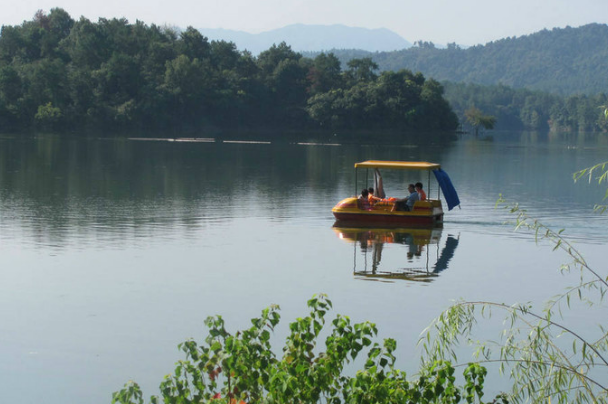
[443,82,608,133]
[113,294,501,404]
[324,24,608,96]
[464,106,496,135]
[345,57,379,84]
[315,24,608,133]
[421,164,608,404]
[307,52,342,96]
[0,9,458,135]
[306,68,458,132]
[574,162,608,214]
[34,101,62,128]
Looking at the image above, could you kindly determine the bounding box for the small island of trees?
[0,8,458,137]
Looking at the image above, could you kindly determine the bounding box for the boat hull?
[332,197,444,226]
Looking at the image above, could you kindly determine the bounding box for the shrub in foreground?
[112,294,505,404]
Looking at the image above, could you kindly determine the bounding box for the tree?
[306,52,342,95]
[372,70,422,127]
[420,78,459,131]
[209,40,239,71]
[162,54,210,126]
[34,101,61,128]
[256,42,307,125]
[345,57,378,84]
[0,65,23,128]
[464,106,497,135]
[0,25,25,62]
[63,17,107,68]
[0,65,23,102]
[256,42,301,74]
[422,163,608,404]
[178,27,210,61]
[112,295,502,404]
[21,57,69,123]
[39,8,74,59]
[414,40,437,49]
[306,89,345,127]
[0,11,461,134]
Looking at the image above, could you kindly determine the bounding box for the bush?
[112,294,503,404]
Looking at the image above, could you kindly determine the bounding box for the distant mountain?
[323,24,608,95]
[199,24,412,55]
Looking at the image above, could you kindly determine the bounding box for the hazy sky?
[4,0,608,46]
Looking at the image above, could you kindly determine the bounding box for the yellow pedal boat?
[332,160,459,226]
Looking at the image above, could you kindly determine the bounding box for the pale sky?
[3,0,608,46]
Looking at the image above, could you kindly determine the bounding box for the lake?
[1,131,607,403]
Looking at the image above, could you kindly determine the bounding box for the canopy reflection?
[333,224,459,283]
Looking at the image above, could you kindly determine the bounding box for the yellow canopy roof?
[354,160,441,170]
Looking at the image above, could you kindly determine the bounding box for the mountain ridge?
[303,23,608,95]
[198,23,412,54]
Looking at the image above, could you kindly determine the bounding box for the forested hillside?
[4,9,607,135]
[308,25,608,132]
[324,24,608,96]
[0,8,457,136]
[443,82,608,133]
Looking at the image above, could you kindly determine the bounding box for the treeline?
[0,8,457,135]
[444,82,608,132]
[309,23,608,133]
[320,24,608,97]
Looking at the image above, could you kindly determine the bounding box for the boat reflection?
[333,224,459,283]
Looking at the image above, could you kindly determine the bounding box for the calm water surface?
[1,132,607,403]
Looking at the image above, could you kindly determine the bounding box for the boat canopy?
[354,160,441,171]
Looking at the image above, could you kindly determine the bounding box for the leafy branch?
[421,163,608,404]
[574,161,608,214]
[113,294,502,404]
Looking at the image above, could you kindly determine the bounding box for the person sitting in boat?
[358,189,372,210]
[367,187,384,205]
[415,182,427,201]
[391,184,419,211]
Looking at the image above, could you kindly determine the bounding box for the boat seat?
[413,200,433,211]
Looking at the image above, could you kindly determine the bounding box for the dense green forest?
[318,24,608,96]
[311,24,608,132]
[444,82,608,132]
[4,9,608,135]
[0,8,457,135]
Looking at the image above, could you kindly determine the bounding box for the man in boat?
[391,184,419,212]
[415,182,427,201]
